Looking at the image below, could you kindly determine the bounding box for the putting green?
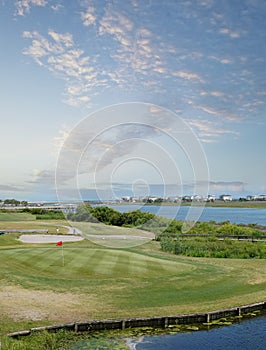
[0,247,195,281]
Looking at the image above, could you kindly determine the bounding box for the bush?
[69,205,155,228]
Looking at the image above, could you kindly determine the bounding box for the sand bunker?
[19,234,84,244]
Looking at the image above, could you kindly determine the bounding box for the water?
[133,315,266,350]
[108,205,266,226]
[72,314,266,349]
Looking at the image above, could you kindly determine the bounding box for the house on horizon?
[121,196,132,202]
[247,194,266,201]
[220,194,232,201]
[207,195,216,202]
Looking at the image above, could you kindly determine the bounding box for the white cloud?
[173,70,205,83]
[22,30,103,107]
[52,126,71,157]
[198,0,214,7]
[15,0,47,16]
[81,6,96,27]
[210,55,233,64]
[97,6,168,86]
[51,4,63,12]
[48,31,74,47]
[219,27,241,39]
[220,58,232,64]
[200,90,224,97]
[197,105,219,116]
[188,119,238,143]
[195,103,242,123]
[210,91,224,97]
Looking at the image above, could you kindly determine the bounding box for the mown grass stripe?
[113,251,130,277]
[92,250,120,276]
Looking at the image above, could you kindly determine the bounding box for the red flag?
[56,241,62,246]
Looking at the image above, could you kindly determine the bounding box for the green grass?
[72,221,154,248]
[1,237,265,322]
[0,217,265,347]
[0,212,35,221]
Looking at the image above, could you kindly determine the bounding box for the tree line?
[67,204,155,227]
[0,199,28,206]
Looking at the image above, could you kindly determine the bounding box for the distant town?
[1,194,266,211]
[119,194,266,203]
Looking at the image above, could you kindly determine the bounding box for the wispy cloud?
[81,6,96,27]
[0,184,25,192]
[188,119,238,143]
[92,3,174,93]
[28,169,55,186]
[172,70,205,83]
[51,3,63,12]
[197,105,219,116]
[194,102,242,123]
[22,30,104,107]
[209,55,233,64]
[209,181,247,192]
[15,0,47,16]
[22,2,169,107]
[219,27,241,39]
[200,90,224,97]
[19,1,264,127]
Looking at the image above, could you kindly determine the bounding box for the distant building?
[191,195,202,201]
[220,194,232,201]
[147,196,159,202]
[207,195,216,202]
[246,195,266,201]
[246,195,256,201]
[121,196,132,202]
[257,195,266,201]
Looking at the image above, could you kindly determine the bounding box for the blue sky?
[0,0,265,201]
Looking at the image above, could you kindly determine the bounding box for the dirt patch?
[0,286,101,323]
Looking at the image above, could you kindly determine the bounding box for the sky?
[0,0,266,201]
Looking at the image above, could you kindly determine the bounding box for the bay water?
[108,204,266,226]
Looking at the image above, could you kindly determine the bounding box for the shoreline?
[7,301,266,339]
[106,200,266,209]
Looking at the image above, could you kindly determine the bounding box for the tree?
[69,204,97,222]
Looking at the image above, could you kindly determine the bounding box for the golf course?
[0,211,265,348]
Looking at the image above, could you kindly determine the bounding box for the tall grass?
[160,236,266,258]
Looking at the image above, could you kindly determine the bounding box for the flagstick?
[61,244,65,267]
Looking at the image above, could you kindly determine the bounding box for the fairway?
[0,216,265,336]
[1,238,266,329]
[0,212,35,222]
[72,221,155,248]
